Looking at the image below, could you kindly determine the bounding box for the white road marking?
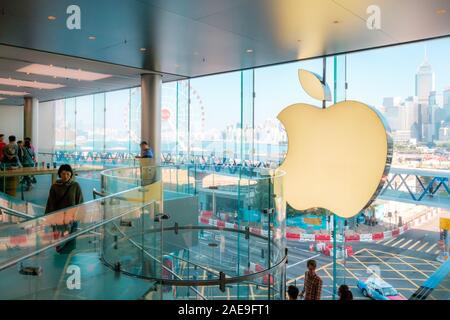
[416,242,429,251]
[408,241,421,250]
[383,238,396,246]
[425,243,437,253]
[391,238,405,247]
[399,239,413,248]
[434,250,440,255]
[287,253,321,269]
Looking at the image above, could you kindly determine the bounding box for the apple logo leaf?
[298,69,332,102]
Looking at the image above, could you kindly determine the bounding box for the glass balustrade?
[0,163,286,300]
[100,164,286,300]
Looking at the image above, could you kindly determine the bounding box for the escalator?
[0,186,158,300]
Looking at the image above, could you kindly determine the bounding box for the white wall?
[0,105,24,140]
[37,100,55,153]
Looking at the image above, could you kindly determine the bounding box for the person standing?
[338,284,353,300]
[136,141,154,159]
[299,259,323,300]
[45,164,84,254]
[45,164,84,214]
[287,285,300,300]
[20,139,36,191]
[0,134,6,164]
[2,135,21,168]
[2,136,21,196]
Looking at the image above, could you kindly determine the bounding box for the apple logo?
[277,69,392,218]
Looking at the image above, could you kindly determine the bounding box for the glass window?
[254,58,334,164]
[54,99,65,151]
[93,93,106,153]
[64,97,76,152]
[105,89,131,153]
[75,95,94,152]
[129,87,141,155]
[189,72,241,162]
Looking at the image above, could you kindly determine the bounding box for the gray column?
[23,97,39,152]
[141,73,162,164]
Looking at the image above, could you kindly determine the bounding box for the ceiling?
[0,0,450,105]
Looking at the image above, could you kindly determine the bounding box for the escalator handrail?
[0,205,35,220]
[0,200,155,272]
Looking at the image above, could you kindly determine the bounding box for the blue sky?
[189,36,450,131]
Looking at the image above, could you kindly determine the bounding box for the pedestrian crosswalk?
[376,237,440,254]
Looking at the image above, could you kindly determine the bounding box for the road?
[285,217,443,300]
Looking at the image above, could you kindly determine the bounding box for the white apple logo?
[277,69,392,218]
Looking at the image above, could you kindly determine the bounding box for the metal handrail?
[106,221,207,300]
[103,223,286,287]
[0,206,34,220]
[0,201,154,272]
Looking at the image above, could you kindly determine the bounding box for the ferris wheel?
[161,81,205,155]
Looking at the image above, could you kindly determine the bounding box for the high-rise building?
[415,48,435,142]
[415,48,435,105]
[444,87,450,108]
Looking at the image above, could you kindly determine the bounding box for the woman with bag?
[45,164,84,254]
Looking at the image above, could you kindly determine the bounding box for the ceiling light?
[17,64,112,81]
[0,90,30,96]
[0,77,64,89]
[436,8,447,15]
[140,48,147,52]
[47,16,57,21]
[246,49,253,53]
[88,36,96,40]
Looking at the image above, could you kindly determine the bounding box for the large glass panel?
[189,72,241,163]
[64,98,76,152]
[254,58,332,165]
[177,80,190,163]
[93,92,106,153]
[54,99,66,151]
[105,89,131,154]
[241,69,255,162]
[75,95,94,153]
[130,87,141,155]
[162,82,178,158]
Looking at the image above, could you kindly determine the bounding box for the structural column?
[23,97,39,151]
[141,73,162,164]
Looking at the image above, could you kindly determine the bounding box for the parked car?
[357,277,406,300]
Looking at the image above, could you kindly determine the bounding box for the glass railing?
[0,163,286,300]
[100,164,287,300]
[0,191,44,226]
[0,163,103,206]
[0,183,162,300]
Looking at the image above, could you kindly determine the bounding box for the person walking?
[45,164,84,254]
[299,259,323,300]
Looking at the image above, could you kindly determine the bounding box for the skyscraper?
[415,47,435,142]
